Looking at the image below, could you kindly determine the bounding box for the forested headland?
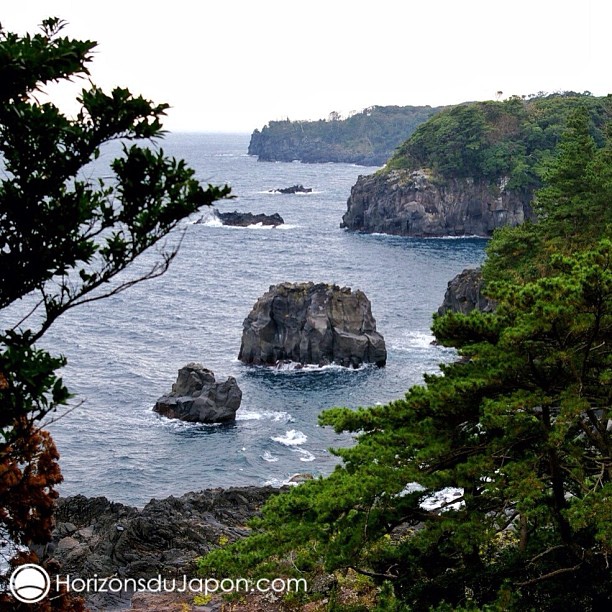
[342,92,612,237]
[248,105,441,165]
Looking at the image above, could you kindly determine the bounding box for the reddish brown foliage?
[0,424,85,610]
[0,423,62,545]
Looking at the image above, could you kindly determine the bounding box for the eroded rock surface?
[342,169,533,237]
[154,363,241,423]
[47,487,279,611]
[217,211,284,227]
[239,282,386,368]
[438,268,496,315]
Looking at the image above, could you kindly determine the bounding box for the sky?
[2,0,610,133]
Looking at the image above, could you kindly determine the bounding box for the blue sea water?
[5,133,487,506]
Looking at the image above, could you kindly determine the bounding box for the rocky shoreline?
[341,169,533,237]
[45,486,280,610]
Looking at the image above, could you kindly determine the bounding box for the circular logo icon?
[9,563,51,604]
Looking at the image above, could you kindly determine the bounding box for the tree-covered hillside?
[387,92,612,194]
[248,105,441,165]
[201,106,612,611]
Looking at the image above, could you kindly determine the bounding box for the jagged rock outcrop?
[47,487,279,611]
[438,268,497,315]
[268,184,312,194]
[153,363,242,423]
[239,282,387,368]
[217,211,284,227]
[341,169,534,237]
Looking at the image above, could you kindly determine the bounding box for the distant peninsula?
[248,105,442,165]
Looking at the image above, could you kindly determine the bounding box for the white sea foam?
[296,448,316,462]
[392,331,436,351]
[237,409,293,423]
[263,473,313,487]
[198,218,295,231]
[262,450,279,463]
[273,360,367,372]
[153,414,222,429]
[198,215,223,227]
[244,222,296,230]
[271,429,307,446]
[263,477,298,487]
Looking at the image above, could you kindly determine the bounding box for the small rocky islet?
[239,281,387,369]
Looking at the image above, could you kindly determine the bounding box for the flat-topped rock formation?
[238,282,387,368]
[217,211,284,227]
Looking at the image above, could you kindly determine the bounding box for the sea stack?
[153,363,242,423]
[238,282,387,368]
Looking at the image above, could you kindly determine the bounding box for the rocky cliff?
[239,282,387,368]
[341,169,533,237]
[438,268,496,315]
[47,487,278,610]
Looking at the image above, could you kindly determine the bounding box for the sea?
[4,133,487,507]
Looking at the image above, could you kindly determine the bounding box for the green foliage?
[0,16,228,585]
[200,110,612,610]
[484,106,612,285]
[248,105,442,165]
[387,93,612,196]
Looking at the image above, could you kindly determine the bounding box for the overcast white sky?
[2,1,610,133]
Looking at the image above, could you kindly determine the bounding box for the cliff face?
[437,268,497,315]
[239,282,387,368]
[248,129,390,165]
[341,169,533,237]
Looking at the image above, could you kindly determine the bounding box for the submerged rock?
[153,363,242,423]
[217,211,284,227]
[238,282,387,368]
[438,268,497,315]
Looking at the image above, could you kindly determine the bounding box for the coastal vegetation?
[386,92,612,194]
[0,19,228,609]
[248,105,441,165]
[199,107,612,610]
[1,18,611,612]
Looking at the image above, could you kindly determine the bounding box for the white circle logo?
[9,563,51,604]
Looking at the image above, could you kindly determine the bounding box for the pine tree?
[199,115,612,611]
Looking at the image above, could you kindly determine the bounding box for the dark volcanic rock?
[218,211,284,227]
[438,268,497,315]
[269,184,312,194]
[48,487,279,610]
[153,363,241,423]
[238,282,387,368]
[341,169,534,237]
